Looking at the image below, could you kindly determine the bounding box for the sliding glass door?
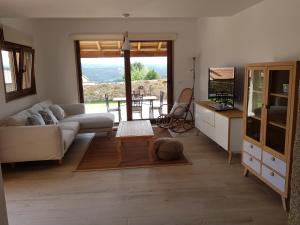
[75,40,173,123]
[129,41,168,120]
[75,40,127,123]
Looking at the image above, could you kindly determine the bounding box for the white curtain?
[22,51,32,89]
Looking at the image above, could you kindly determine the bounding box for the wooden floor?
[2,130,287,225]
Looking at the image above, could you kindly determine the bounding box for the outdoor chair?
[105,94,121,121]
[156,88,194,133]
[138,85,145,95]
[132,94,143,119]
[132,86,145,96]
[150,91,164,117]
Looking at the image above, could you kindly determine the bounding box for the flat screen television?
[208,67,235,106]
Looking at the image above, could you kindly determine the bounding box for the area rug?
[76,128,191,171]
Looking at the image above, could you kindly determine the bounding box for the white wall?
[0,18,196,223]
[196,0,300,109]
[0,166,8,225]
[34,18,197,104]
[0,19,47,121]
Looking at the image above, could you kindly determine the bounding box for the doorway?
[75,40,173,123]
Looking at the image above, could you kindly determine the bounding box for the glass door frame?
[262,65,294,159]
[126,40,173,122]
[75,40,174,123]
[243,66,267,146]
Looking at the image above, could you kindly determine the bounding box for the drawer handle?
[249,158,253,162]
[271,157,276,162]
[270,172,275,177]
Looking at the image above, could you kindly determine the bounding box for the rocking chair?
[156,88,194,133]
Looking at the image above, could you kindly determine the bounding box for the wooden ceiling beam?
[80,50,167,58]
[158,42,162,51]
[96,41,101,50]
[80,49,98,51]
[80,49,120,52]
[80,48,167,52]
[80,41,98,44]
[80,41,168,57]
[132,48,166,52]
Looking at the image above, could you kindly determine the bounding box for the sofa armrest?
[0,125,64,163]
[60,103,85,116]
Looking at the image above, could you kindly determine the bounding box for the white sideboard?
[195,101,243,163]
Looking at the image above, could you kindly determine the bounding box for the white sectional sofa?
[0,100,114,164]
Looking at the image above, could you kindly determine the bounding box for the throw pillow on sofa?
[170,102,188,117]
[4,110,32,126]
[39,109,58,124]
[27,113,46,126]
[49,104,65,120]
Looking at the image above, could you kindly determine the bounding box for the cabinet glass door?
[264,67,292,155]
[245,69,265,142]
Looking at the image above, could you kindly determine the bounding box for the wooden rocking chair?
[156,88,194,133]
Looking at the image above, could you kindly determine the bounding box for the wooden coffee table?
[116,120,155,163]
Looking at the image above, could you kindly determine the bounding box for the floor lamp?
[191,56,197,123]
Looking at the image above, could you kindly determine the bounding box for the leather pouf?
[154,137,184,160]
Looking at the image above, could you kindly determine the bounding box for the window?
[0,41,36,102]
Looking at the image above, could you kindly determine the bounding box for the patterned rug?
[76,128,191,171]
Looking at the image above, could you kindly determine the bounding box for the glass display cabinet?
[242,62,299,211]
[245,68,265,143]
[264,67,292,156]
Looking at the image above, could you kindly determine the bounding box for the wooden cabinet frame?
[243,66,267,147]
[242,61,300,211]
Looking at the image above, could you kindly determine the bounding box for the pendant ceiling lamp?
[121,31,130,51]
[121,13,131,51]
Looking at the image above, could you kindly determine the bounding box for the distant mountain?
[81,62,167,83]
[82,65,123,82]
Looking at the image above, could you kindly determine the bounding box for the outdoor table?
[113,96,158,120]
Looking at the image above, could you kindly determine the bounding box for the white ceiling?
[0,0,263,18]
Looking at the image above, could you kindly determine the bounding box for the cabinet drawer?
[243,140,262,160]
[262,151,286,177]
[242,152,261,174]
[262,165,285,193]
[202,119,215,140]
[202,107,215,127]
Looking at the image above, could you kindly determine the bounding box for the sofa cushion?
[59,121,80,133]
[170,102,188,118]
[38,100,53,109]
[49,105,65,120]
[39,109,59,124]
[28,103,44,115]
[5,110,32,126]
[62,129,76,152]
[27,113,46,126]
[62,113,114,130]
